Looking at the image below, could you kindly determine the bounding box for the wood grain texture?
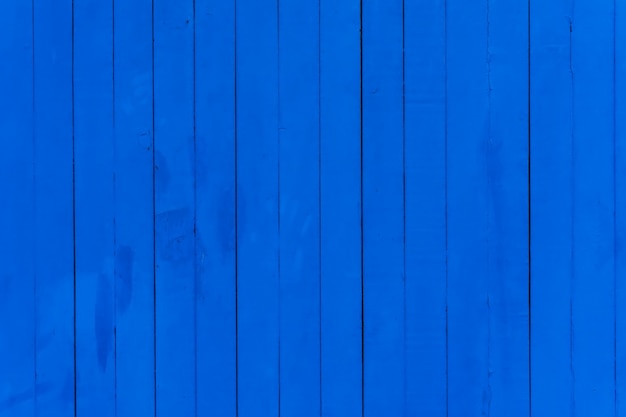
[571,0,616,414]
[113,0,155,415]
[74,0,116,414]
[4,2,626,416]
[33,0,75,414]
[235,0,280,415]
[153,0,196,413]
[0,1,35,415]
[404,0,447,413]
[194,0,237,415]
[278,0,321,415]
[362,0,405,415]
[319,0,363,416]
[530,0,575,414]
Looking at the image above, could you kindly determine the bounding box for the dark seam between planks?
[569,4,575,413]
[112,1,118,414]
[527,0,532,414]
[276,0,282,415]
[485,0,493,414]
[444,0,450,414]
[359,0,364,414]
[192,0,198,414]
[317,0,323,414]
[71,0,78,414]
[613,0,618,413]
[401,0,407,413]
[151,0,157,413]
[31,0,37,412]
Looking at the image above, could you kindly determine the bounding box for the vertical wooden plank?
[194,0,237,415]
[617,0,626,414]
[194,0,238,414]
[235,0,280,414]
[486,0,529,414]
[153,0,196,413]
[113,0,155,415]
[448,0,529,413]
[361,0,405,414]
[0,1,35,415]
[446,0,490,415]
[73,0,116,413]
[571,0,616,415]
[319,0,362,415]
[278,0,321,415]
[529,0,574,414]
[32,0,75,414]
[403,0,447,413]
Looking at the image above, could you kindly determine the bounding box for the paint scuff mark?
[156,207,195,264]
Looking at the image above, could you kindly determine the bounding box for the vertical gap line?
[401,0,407,412]
[233,0,239,412]
[112,0,118,414]
[192,0,198,415]
[31,0,37,412]
[359,0,365,415]
[444,0,449,415]
[71,0,77,413]
[276,0,281,415]
[569,2,575,412]
[613,0,618,413]
[485,0,493,413]
[317,0,323,414]
[527,0,532,414]
[151,0,157,413]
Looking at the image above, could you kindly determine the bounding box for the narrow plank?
[235,0,280,413]
[194,0,237,414]
[320,0,363,417]
[446,0,490,414]
[361,0,405,414]
[113,0,155,415]
[319,0,363,415]
[153,0,196,413]
[571,0,616,415]
[33,0,75,414]
[617,0,626,413]
[486,0,530,414]
[73,0,116,413]
[403,0,447,413]
[278,0,321,414]
[529,0,575,414]
[0,1,35,415]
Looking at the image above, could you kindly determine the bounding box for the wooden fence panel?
[3,1,626,415]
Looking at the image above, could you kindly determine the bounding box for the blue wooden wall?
[0,0,622,415]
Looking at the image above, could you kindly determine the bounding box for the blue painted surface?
[1,0,625,416]
[0,1,35,416]
[113,0,155,415]
[362,0,405,415]
[235,0,280,415]
[278,0,321,415]
[530,0,574,415]
[33,0,74,415]
[404,0,447,414]
[153,0,196,413]
[73,0,116,414]
[319,0,362,415]
[195,0,238,415]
